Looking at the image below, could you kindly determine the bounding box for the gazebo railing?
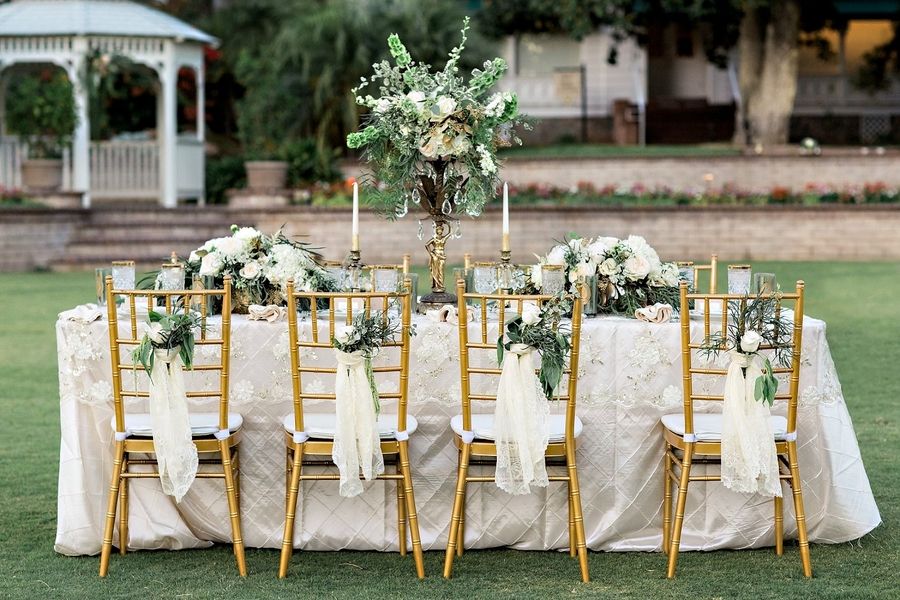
[90,140,159,200]
[0,137,22,189]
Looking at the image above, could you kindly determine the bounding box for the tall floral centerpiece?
[347,18,526,307]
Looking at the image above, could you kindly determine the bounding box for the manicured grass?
[0,262,897,599]
[499,143,742,160]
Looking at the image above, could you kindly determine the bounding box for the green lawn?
[499,143,742,160]
[0,262,897,599]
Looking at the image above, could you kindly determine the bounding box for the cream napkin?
[426,304,475,325]
[59,304,104,323]
[635,303,673,323]
[248,304,286,323]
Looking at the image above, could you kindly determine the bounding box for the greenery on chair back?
[5,70,78,159]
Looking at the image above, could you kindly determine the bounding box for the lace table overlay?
[55,312,880,555]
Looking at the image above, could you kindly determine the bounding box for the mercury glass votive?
[473,262,499,294]
[583,274,599,316]
[371,265,402,292]
[159,263,185,290]
[324,261,347,291]
[111,260,135,291]
[677,261,695,290]
[727,264,752,295]
[540,264,566,295]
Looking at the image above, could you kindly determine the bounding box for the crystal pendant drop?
[441,197,452,215]
[411,188,421,206]
[453,219,462,239]
[466,203,482,217]
[396,194,408,218]
[416,219,424,241]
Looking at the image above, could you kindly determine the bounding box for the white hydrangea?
[263,243,313,291]
[476,144,496,175]
[232,227,262,242]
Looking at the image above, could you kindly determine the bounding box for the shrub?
[281,139,341,185]
[5,69,78,159]
[205,156,246,204]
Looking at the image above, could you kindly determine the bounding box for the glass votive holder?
[583,274,599,316]
[346,265,363,291]
[473,262,499,294]
[497,263,514,291]
[111,260,135,291]
[324,261,347,291]
[371,265,402,292]
[159,263,185,290]
[677,261,695,290]
[727,264,752,295]
[540,264,566,296]
[753,272,777,295]
[95,268,111,306]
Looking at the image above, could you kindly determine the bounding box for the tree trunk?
[735,0,801,147]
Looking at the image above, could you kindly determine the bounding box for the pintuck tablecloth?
[54,311,881,555]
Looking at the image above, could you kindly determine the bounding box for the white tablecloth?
[54,311,881,555]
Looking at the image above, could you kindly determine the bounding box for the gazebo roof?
[0,0,217,45]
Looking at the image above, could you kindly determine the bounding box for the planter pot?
[244,160,288,190]
[22,159,64,191]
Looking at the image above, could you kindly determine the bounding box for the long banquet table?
[55,309,881,555]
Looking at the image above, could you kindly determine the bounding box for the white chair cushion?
[661,412,789,441]
[282,413,418,440]
[450,413,583,443]
[111,412,243,437]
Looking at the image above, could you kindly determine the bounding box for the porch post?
[196,63,206,205]
[158,41,178,208]
[69,38,91,208]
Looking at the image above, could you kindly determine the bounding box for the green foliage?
[281,139,341,185]
[205,156,246,204]
[83,49,158,140]
[131,309,204,378]
[497,296,573,401]
[5,70,78,159]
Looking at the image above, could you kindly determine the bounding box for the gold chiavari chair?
[662,281,811,578]
[692,254,718,293]
[100,275,246,577]
[443,279,590,582]
[279,277,424,579]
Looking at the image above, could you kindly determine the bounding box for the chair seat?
[450,413,583,443]
[111,412,243,438]
[661,412,789,441]
[281,413,419,440]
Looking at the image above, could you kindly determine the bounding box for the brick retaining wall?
[1,205,898,272]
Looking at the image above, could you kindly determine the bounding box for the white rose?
[374,97,392,113]
[334,325,356,345]
[596,236,619,248]
[430,96,457,121]
[529,264,543,288]
[419,134,443,159]
[598,257,618,276]
[188,250,201,264]
[215,236,245,260]
[521,303,541,325]
[147,322,165,344]
[587,241,608,264]
[740,330,763,353]
[623,254,651,281]
[448,133,470,155]
[661,263,680,287]
[406,91,426,112]
[233,227,261,241]
[199,252,223,276]
[239,261,261,280]
[546,245,568,266]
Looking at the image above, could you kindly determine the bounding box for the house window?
[516,34,580,76]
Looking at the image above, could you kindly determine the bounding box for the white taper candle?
[351,182,359,251]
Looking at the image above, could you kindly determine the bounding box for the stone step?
[83,208,235,227]
[70,224,232,243]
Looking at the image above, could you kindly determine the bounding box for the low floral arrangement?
[700,293,791,405]
[497,297,573,401]
[332,313,414,415]
[347,17,527,218]
[532,234,681,316]
[186,225,338,312]
[132,309,203,377]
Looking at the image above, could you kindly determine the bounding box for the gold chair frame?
[279,277,425,579]
[692,254,718,293]
[663,281,811,578]
[100,275,246,577]
[443,279,590,582]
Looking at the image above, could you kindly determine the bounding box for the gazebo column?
[196,65,206,205]
[157,50,178,208]
[67,43,91,208]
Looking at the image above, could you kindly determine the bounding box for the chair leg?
[566,443,590,583]
[443,442,471,579]
[99,440,125,577]
[233,449,241,515]
[666,443,694,579]
[787,442,812,577]
[568,486,576,558]
[397,461,407,557]
[398,440,425,579]
[118,454,129,555]
[279,442,304,579]
[220,440,246,577]
[456,477,466,558]
[284,447,291,516]
[774,492,784,556]
[663,445,672,555]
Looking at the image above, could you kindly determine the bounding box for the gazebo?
[0,0,217,207]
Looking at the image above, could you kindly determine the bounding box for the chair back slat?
[691,254,719,294]
[455,278,586,443]
[105,275,233,434]
[677,280,806,437]
[285,277,413,437]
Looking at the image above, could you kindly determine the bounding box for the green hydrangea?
[387,34,411,68]
[346,125,379,149]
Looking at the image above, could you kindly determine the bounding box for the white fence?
[0,137,204,202]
